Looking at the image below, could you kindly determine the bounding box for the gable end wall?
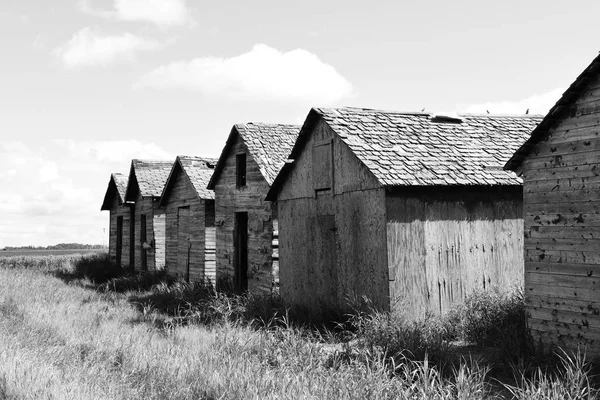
[522,75,600,354]
[276,119,389,318]
[213,133,276,294]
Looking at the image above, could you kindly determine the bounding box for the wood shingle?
[270,108,542,193]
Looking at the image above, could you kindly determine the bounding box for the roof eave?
[207,125,241,190]
[505,54,600,171]
[158,156,183,207]
[265,108,322,201]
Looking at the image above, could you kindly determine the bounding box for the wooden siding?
[163,169,213,283]
[521,75,600,354]
[386,188,523,318]
[277,120,389,317]
[107,198,131,269]
[214,134,276,294]
[133,194,165,272]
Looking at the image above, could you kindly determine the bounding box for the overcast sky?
[1,0,599,246]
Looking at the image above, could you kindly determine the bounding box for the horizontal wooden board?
[525,225,600,240]
[529,308,600,330]
[528,136,600,159]
[527,293,600,315]
[526,248,600,264]
[526,270,600,289]
[526,261,600,276]
[525,175,600,194]
[525,201,600,214]
[525,238,600,252]
[526,281,598,301]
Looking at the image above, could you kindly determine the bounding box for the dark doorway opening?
[140,214,148,271]
[129,207,135,271]
[116,216,123,267]
[233,212,248,293]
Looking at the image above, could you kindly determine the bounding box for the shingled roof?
[100,172,128,210]
[159,156,217,206]
[268,107,542,196]
[505,53,600,171]
[125,159,173,201]
[207,122,300,189]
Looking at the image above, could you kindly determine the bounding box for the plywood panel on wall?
[387,189,523,319]
[163,169,208,283]
[276,119,388,317]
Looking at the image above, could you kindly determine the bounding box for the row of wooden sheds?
[102,52,600,355]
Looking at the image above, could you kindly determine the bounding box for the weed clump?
[448,288,529,349]
[348,310,451,364]
[504,349,599,400]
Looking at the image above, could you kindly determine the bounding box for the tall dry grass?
[0,254,597,399]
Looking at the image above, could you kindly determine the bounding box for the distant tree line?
[1,243,108,251]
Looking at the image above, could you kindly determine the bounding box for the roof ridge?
[318,106,431,116]
[458,113,545,118]
[177,155,219,161]
[318,107,544,119]
[238,122,300,128]
[132,159,173,165]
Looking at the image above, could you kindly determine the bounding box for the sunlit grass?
[0,255,597,399]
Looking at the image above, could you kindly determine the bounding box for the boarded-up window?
[236,153,247,188]
[313,141,332,191]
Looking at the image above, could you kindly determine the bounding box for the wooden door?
[177,207,191,281]
[140,214,147,271]
[234,212,248,293]
[315,215,338,306]
[116,216,123,267]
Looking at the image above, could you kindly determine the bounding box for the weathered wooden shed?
[101,172,132,268]
[207,123,299,294]
[158,156,217,283]
[267,107,542,318]
[124,159,173,272]
[505,54,600,354]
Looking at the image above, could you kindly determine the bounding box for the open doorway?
[116,216,123,267]
[233,212,248,293]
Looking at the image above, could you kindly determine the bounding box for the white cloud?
[459,88,564,116]
[57,139,173,166]
[0,139,172,247]
[79,0,192,27]
[39,161,59,183]
[136,43,354,105]
[54,27,161,69]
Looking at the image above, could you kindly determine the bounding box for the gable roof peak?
[505,52,600,171]
[101,172,129,210]
[207,122,301,189]
[125,159,173,201]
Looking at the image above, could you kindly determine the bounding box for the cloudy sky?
[1,0,599,247]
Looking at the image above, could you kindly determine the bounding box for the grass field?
[0,249,105,257]
[0,254,597,399]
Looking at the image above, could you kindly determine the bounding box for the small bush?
[450,289,530,356]
[98,270,172,292]
[124,278,288,329]
[348,310,451,364]
[504,348,599,400]
[69,253,125,283]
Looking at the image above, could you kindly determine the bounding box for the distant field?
[0,249,106,257]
